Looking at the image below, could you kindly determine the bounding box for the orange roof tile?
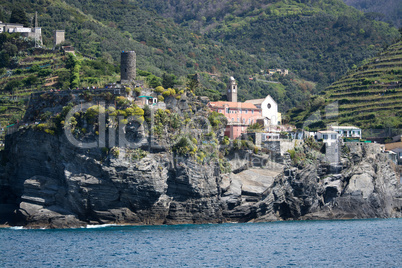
[208,101,259,110]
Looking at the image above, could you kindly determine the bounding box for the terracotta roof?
[244,98,265,105]
[208,101,259,109]
[245,95,277,105]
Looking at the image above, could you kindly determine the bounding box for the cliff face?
[1,127,401,228]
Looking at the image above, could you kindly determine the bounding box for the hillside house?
[0,23,42,45]
[329,126,362,138]
[317,130,339,145]
[391,148,402,165]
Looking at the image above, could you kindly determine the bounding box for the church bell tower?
[227,76,237,102]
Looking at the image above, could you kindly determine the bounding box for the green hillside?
[136,0,400,89]
[342,0,401,28]
[288,40,402,130]
[0,0,400,132]
[0,0,318,111]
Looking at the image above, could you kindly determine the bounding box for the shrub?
[29,64,40,73]
[23,75,38,86]
[208,111,227,130]
[162,88,176,97]
[111,147,120,158]
[137,70,152,77]
[38,68,52,77]
[4,79,22,92]
[172,136,197,156]
[155,86,164,94]
[146,75,162,88]
[132,148,147,160]
[233,139,241,150]
[221,136,230,146]
[116,96,129,107]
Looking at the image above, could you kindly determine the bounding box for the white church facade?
[245,95,280,125]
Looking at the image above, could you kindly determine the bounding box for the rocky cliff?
[0,127,401,228]
[0,91,400,228]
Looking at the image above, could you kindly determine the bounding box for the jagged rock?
[0,126,401,228]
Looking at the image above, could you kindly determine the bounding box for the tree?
[162,73,177,88]
[0,51,10,68]
[2,43,18,57]
[23,75,38,86]
[10,7,30,27]
[4,80,22,92]
[187,74,199,92]
[146,75,162,88]
[0,9,6,23]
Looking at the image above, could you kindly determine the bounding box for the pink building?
[208,101,262,139]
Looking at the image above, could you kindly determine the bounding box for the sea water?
[1,219,401,267]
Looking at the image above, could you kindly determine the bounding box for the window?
[331,134,337,139]
[238,118,240,122]
[252,110,254,114]
[243,118,245,123]
[232,118,234,122]
[226,108,229,113]
[323,134,328,140]
[267,103,271,109]
[245,110,248,114]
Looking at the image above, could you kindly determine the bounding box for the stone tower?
[227,76,237,102]
[53,30,65,48]
[121,51,136,84]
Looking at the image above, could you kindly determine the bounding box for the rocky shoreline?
[0,126,401,229]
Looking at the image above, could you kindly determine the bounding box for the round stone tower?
[120,51,136,84]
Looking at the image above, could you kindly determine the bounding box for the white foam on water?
[85,224,119,229]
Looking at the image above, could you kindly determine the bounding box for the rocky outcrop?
[0,127,401,228]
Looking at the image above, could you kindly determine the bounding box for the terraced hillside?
[288,40,402,130]
[0,47,119,142]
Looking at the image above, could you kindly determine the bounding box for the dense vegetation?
[342,0,401,28]
[288,40,402,131]
[0,0,400,137]
[0,1,399,107]
[136,0,399,88]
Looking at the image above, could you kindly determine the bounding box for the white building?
[0,23,42,45]
[329,126,361,138]
[245,95,279,125]
[317,130,339,145]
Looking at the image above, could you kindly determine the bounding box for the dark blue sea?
[1,219,401,267]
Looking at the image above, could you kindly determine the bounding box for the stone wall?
[264,140,296,155]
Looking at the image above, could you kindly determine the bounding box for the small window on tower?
[125,68,127,73]
[267,103,271,109]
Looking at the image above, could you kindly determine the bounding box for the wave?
[84,224,120,229]
[8,226,24,230]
